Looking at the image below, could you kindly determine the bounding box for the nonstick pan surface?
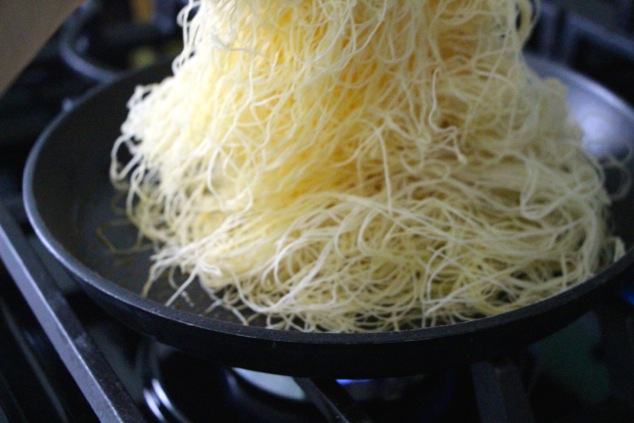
[23,56,634,378]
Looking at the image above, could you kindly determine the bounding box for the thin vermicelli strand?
[110,0,625,333]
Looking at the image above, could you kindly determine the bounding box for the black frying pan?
[23,55,634,378]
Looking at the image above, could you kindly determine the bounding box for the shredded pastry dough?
[111,0,624,332]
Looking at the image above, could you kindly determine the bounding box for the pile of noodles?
[110,0,625,332]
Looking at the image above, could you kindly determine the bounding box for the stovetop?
[3,194,634,423]
[2,1,634,422]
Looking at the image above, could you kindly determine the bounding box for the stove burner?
[232,368,306,402]
[138,340,457,422]
[232,368,425,402]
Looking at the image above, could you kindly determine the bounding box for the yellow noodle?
[110,0,624,332]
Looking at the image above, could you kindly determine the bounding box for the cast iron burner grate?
[2,195,634,422]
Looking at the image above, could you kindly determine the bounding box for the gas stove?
[2,1,634,422]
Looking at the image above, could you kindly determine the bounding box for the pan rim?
[22,54,634,347]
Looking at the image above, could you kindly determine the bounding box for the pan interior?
[26,57,634,331]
